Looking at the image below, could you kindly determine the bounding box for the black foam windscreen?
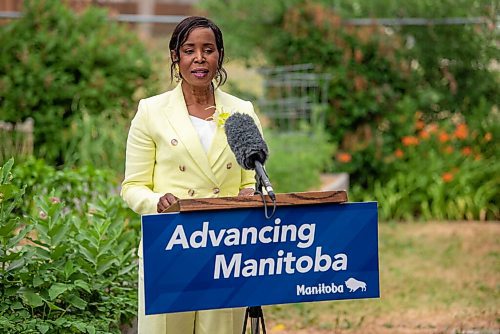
[224,113,268,170]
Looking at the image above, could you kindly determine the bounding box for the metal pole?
[0,11,495,27]
[137,0,155,39]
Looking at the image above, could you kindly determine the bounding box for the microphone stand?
[242,305,267,334]
[241,173,275,334]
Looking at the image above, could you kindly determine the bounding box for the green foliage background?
[266,129,335,193]
[200,0,499,220]
[0,0,154,165]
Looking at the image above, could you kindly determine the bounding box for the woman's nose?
[194,51,205,63]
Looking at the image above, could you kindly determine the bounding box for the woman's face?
[175,27,220,88]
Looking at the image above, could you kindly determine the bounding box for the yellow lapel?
[207,89,231,167]
[207,126,228,167]
[163,83,218,185]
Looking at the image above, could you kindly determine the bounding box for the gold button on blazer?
[121,83,261,216]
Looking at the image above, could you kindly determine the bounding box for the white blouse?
[189,115,217,153]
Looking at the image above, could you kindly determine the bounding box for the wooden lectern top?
[163,190,348,213]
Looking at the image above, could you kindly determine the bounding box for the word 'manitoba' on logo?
[297,282,344,295]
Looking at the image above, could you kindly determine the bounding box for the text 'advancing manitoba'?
[164,218,348,279]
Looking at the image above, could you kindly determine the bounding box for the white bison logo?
[345,277,367,292]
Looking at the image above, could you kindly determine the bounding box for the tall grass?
[61,109,132,173]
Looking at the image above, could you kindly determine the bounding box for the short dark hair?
[169,16,227,87]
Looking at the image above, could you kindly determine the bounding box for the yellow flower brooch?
[205,105,234,128]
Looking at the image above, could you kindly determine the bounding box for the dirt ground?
[265,311,499,334]
[266,314,499,334]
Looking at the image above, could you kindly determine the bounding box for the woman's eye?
[183,49,193,54]
[204,49,214,54]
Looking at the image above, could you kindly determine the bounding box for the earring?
[174,63,181,82]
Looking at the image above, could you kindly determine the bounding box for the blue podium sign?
[142,202,379,315]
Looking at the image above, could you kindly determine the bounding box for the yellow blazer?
[121,83,260,215]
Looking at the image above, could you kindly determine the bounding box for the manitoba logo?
[296,282,344,296]
[345,277,366,292]
[296,277,367,296]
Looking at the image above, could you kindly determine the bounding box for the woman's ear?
[170,50,178,63]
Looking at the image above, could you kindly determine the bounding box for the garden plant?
[0,159,139,333]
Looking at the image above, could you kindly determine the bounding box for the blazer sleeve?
[121,100,162,215]
[240,169,256,190]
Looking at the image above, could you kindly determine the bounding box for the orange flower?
[419,129,430,139]
[415,120,425,130]
[402,136,419,146]
[484,132,492,142]
[444,145,454,154]
[439,132,450,143]
[337,152,352,163]
[461,146,472,156]
[454,123,468,140]
[394,148,404,158]
[442,172,454,183]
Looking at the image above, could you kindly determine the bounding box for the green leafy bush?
[0,159,139,333]
[0,0,153,164]
[11,157,121,218]
[266,128,335,193]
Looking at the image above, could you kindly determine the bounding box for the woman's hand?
[238,188,255,197]
[157,193,179,213]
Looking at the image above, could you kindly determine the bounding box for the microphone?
[224,113,276,201]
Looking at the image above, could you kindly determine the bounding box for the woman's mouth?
[192,69,209,78]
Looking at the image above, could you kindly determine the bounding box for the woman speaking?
[121,16,263,334]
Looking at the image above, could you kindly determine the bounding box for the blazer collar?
[163,83,230,185]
